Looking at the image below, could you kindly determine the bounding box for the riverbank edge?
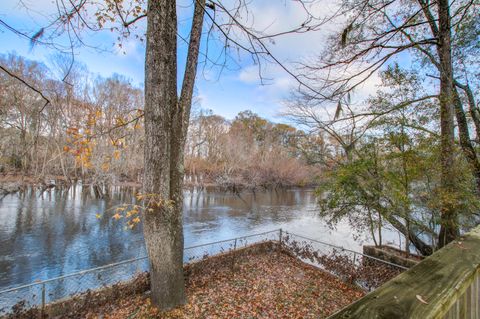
[0,173,320,196]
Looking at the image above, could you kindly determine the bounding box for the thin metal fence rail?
[184,229,282,250]
[281,231,407,291]
[284,231,409,270]
[0,228,406,315]
[0,229,282,295]
[0,229,282,315]
[0,256,148,295]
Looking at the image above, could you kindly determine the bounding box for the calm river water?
[0,186,400,290]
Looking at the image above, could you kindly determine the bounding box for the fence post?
[231,238,238,272]
[277,229,283,254]
[41,282,46,318]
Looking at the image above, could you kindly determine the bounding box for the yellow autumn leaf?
[116,117,126,126]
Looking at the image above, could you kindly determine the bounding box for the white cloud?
[196,92,208,106]
[271,76,294,92]
[225,0,352,118]
[236,0,342,60]
[114,37,144,63]
[238,65,259,84]
[354,72,382,101]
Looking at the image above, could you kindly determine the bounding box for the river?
[0,186,400,291]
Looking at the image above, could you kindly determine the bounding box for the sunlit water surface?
[0,186,400,290]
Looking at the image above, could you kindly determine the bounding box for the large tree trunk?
[437,0,459,248]
[143,0,205,310]
[454,80,480,142]
[170,0,206,217]
[143,0,185,310]
[452,86,480,194]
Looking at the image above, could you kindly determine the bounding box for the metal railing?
[282,231,408,291]
[284,231,409,270]
[0,229,406,316]
[0,229,280,315]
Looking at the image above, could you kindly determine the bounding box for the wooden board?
[328,226,480,319]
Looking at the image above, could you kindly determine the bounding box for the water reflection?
[0,186,395,290]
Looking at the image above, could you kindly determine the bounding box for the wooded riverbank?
[0,173,321,197]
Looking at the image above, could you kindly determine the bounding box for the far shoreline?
[0,173,320,196]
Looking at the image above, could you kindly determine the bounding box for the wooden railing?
[328,225,480,319]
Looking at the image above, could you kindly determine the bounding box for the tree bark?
[143,0,185,310]
[452,86,480,194]
[463,84,480,140]
[143,0,205,310]
[170,0,206,214]
[357,183,433,256]
[437,0,459,248]
[455,80,480,141]
[386,215,433,256]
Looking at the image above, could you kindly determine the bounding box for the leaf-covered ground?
[85,247,364,318]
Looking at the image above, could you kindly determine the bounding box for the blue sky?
[0,0,378,121]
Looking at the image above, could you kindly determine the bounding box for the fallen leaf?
[81,242,367,318]
[416,294,428,304]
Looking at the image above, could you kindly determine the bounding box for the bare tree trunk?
[378,211,382,246]
[143,0,185,309]
[367,208,378,246]
[454,80,480,141]
[143,0,205,310]
[386,215,433,256]
[452,87,480,194]
[358,185,433,255]
[55,143,70,184]
[170,0,206,217]
[437,0,459,248]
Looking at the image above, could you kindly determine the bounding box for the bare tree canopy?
[285,0,479,253]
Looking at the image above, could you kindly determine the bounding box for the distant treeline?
[0,53,336,189]
[185,109,333,188]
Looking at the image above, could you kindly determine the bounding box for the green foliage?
[315,65,480,251]
[317,117,480,252]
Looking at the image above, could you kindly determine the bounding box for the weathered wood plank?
[475,276,478,318]
[328,226,480,319]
